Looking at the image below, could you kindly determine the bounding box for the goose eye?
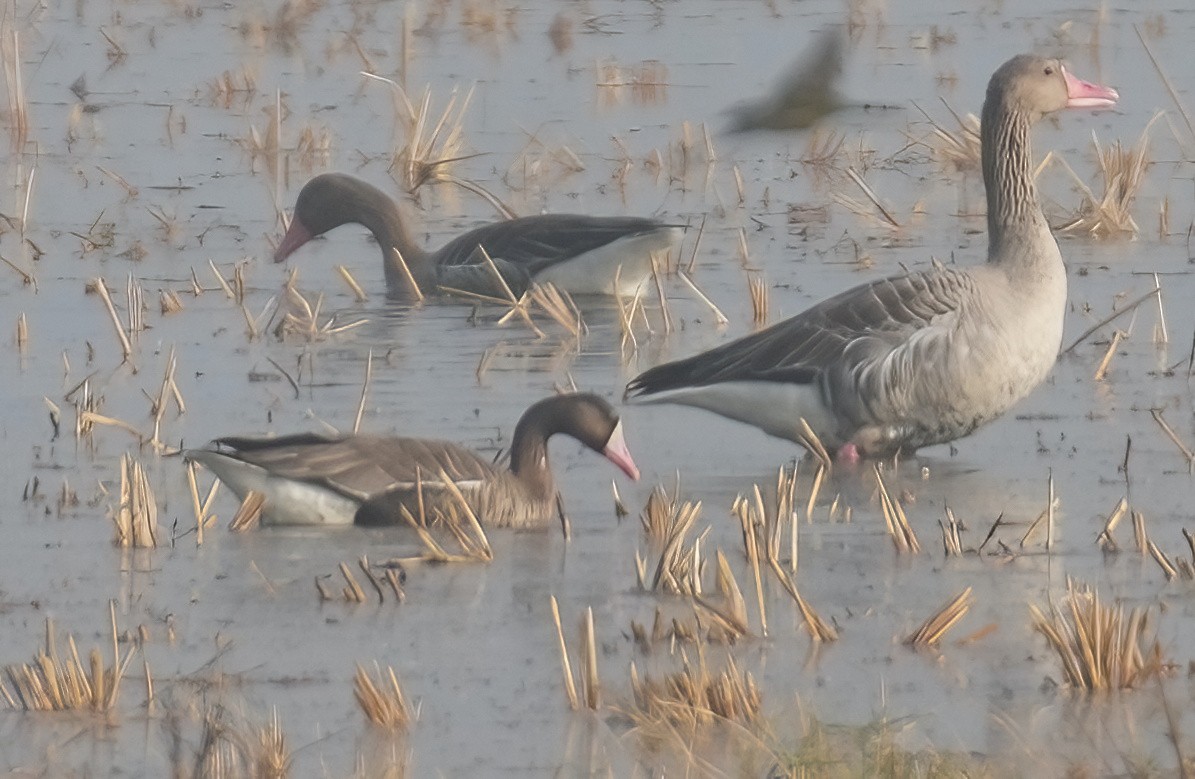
[1043,66,1054,76]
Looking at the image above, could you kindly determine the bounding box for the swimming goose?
[185,393,640,528]
[273,173,682,298]
[626,54,1118,462]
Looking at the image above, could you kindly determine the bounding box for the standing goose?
[185,393,640,529]
[273,173,682,298]
[626,54,1118,462]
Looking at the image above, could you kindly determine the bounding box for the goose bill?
[274,218,314,262]
[1062,66,1118,109]
[602,420,640,481]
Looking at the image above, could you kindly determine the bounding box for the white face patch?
[601,419,640,480]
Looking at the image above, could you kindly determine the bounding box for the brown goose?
[185,393,640,528]
[626,54,1118,462]
[273,173,682,299]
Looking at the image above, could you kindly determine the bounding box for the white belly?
[187,450,360,526]
[533,227,682,296]
[629,379,840,446]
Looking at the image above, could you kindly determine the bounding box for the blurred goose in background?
[629,54,1118,462]
[727,27,847,132]
[186,393,640,529]
[273,173,682,299]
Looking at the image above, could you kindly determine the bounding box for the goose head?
[274,173,398,262]
[988,54,1118,121]
[511,393,640,482]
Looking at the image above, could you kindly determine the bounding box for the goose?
[185,393,640,528]
[626,54,1118,463]
[727,27,847,132]
[272,173,682,298]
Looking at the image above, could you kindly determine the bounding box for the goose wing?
[627,267,977,400]
[433,214,668,276]
[211,433,501,502]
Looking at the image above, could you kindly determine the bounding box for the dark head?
[511,393,640,481]
[986,54,1118,122]
[274,173,397,263]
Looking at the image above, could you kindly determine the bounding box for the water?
[1,0,1193,775]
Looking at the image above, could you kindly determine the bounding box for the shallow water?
[1,0,1194,775]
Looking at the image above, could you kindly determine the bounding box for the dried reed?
[1135,25,1194,152]
[730,464,799,573]
[1096,496,1128,551]
[1030,580,1165,691]
[627,648,761,728]
[1093,329,1125,381]
[550,596,580,709]
[547,12,573,54]
[254,708,291,779]
[939,506,964,555]
[635,481,707,595]
[113,454,158,548]
[336,265,368,302]
[729,468,835,641]
[1150,408,1195,472]
[319,557,404,605]
[796,419,832,472]
[354,663,414,730]
[873,465,920,553]
[189,703,294,779]
[2,26,29,149]
[1063,284,1160,354]
[160,288,185,314]
[800,129,848,181]
[834,166,900,229]
[550,598,601,710]
[650,253,673,333]
[90,277,134,364]
[228,491,266,533]
[361,73,475,193]
[676,270,729,326]
[1181,529,1195,580]
[1054,115,1159,239]
[445,245,545,337]
[525,283,586,338]
[614,286,646,355]
[595,59,669,105]
[1,606,136,713]
[393,468,493,564]
[274,270,368,341]
[207,68,257,109]
[914,101,981,171]
[695,551,751,642]
[149,347,186,451]
[905,587,973,648]
[186,461,221,545]
[1019,478,1060,550]
[354,349,373,435]
[748,274,769,326]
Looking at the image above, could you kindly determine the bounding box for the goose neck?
[981,102,1044,259]
[509,417,554,499]
[359,199,433,293]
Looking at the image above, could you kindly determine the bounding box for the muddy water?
[1,0,1193,775]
